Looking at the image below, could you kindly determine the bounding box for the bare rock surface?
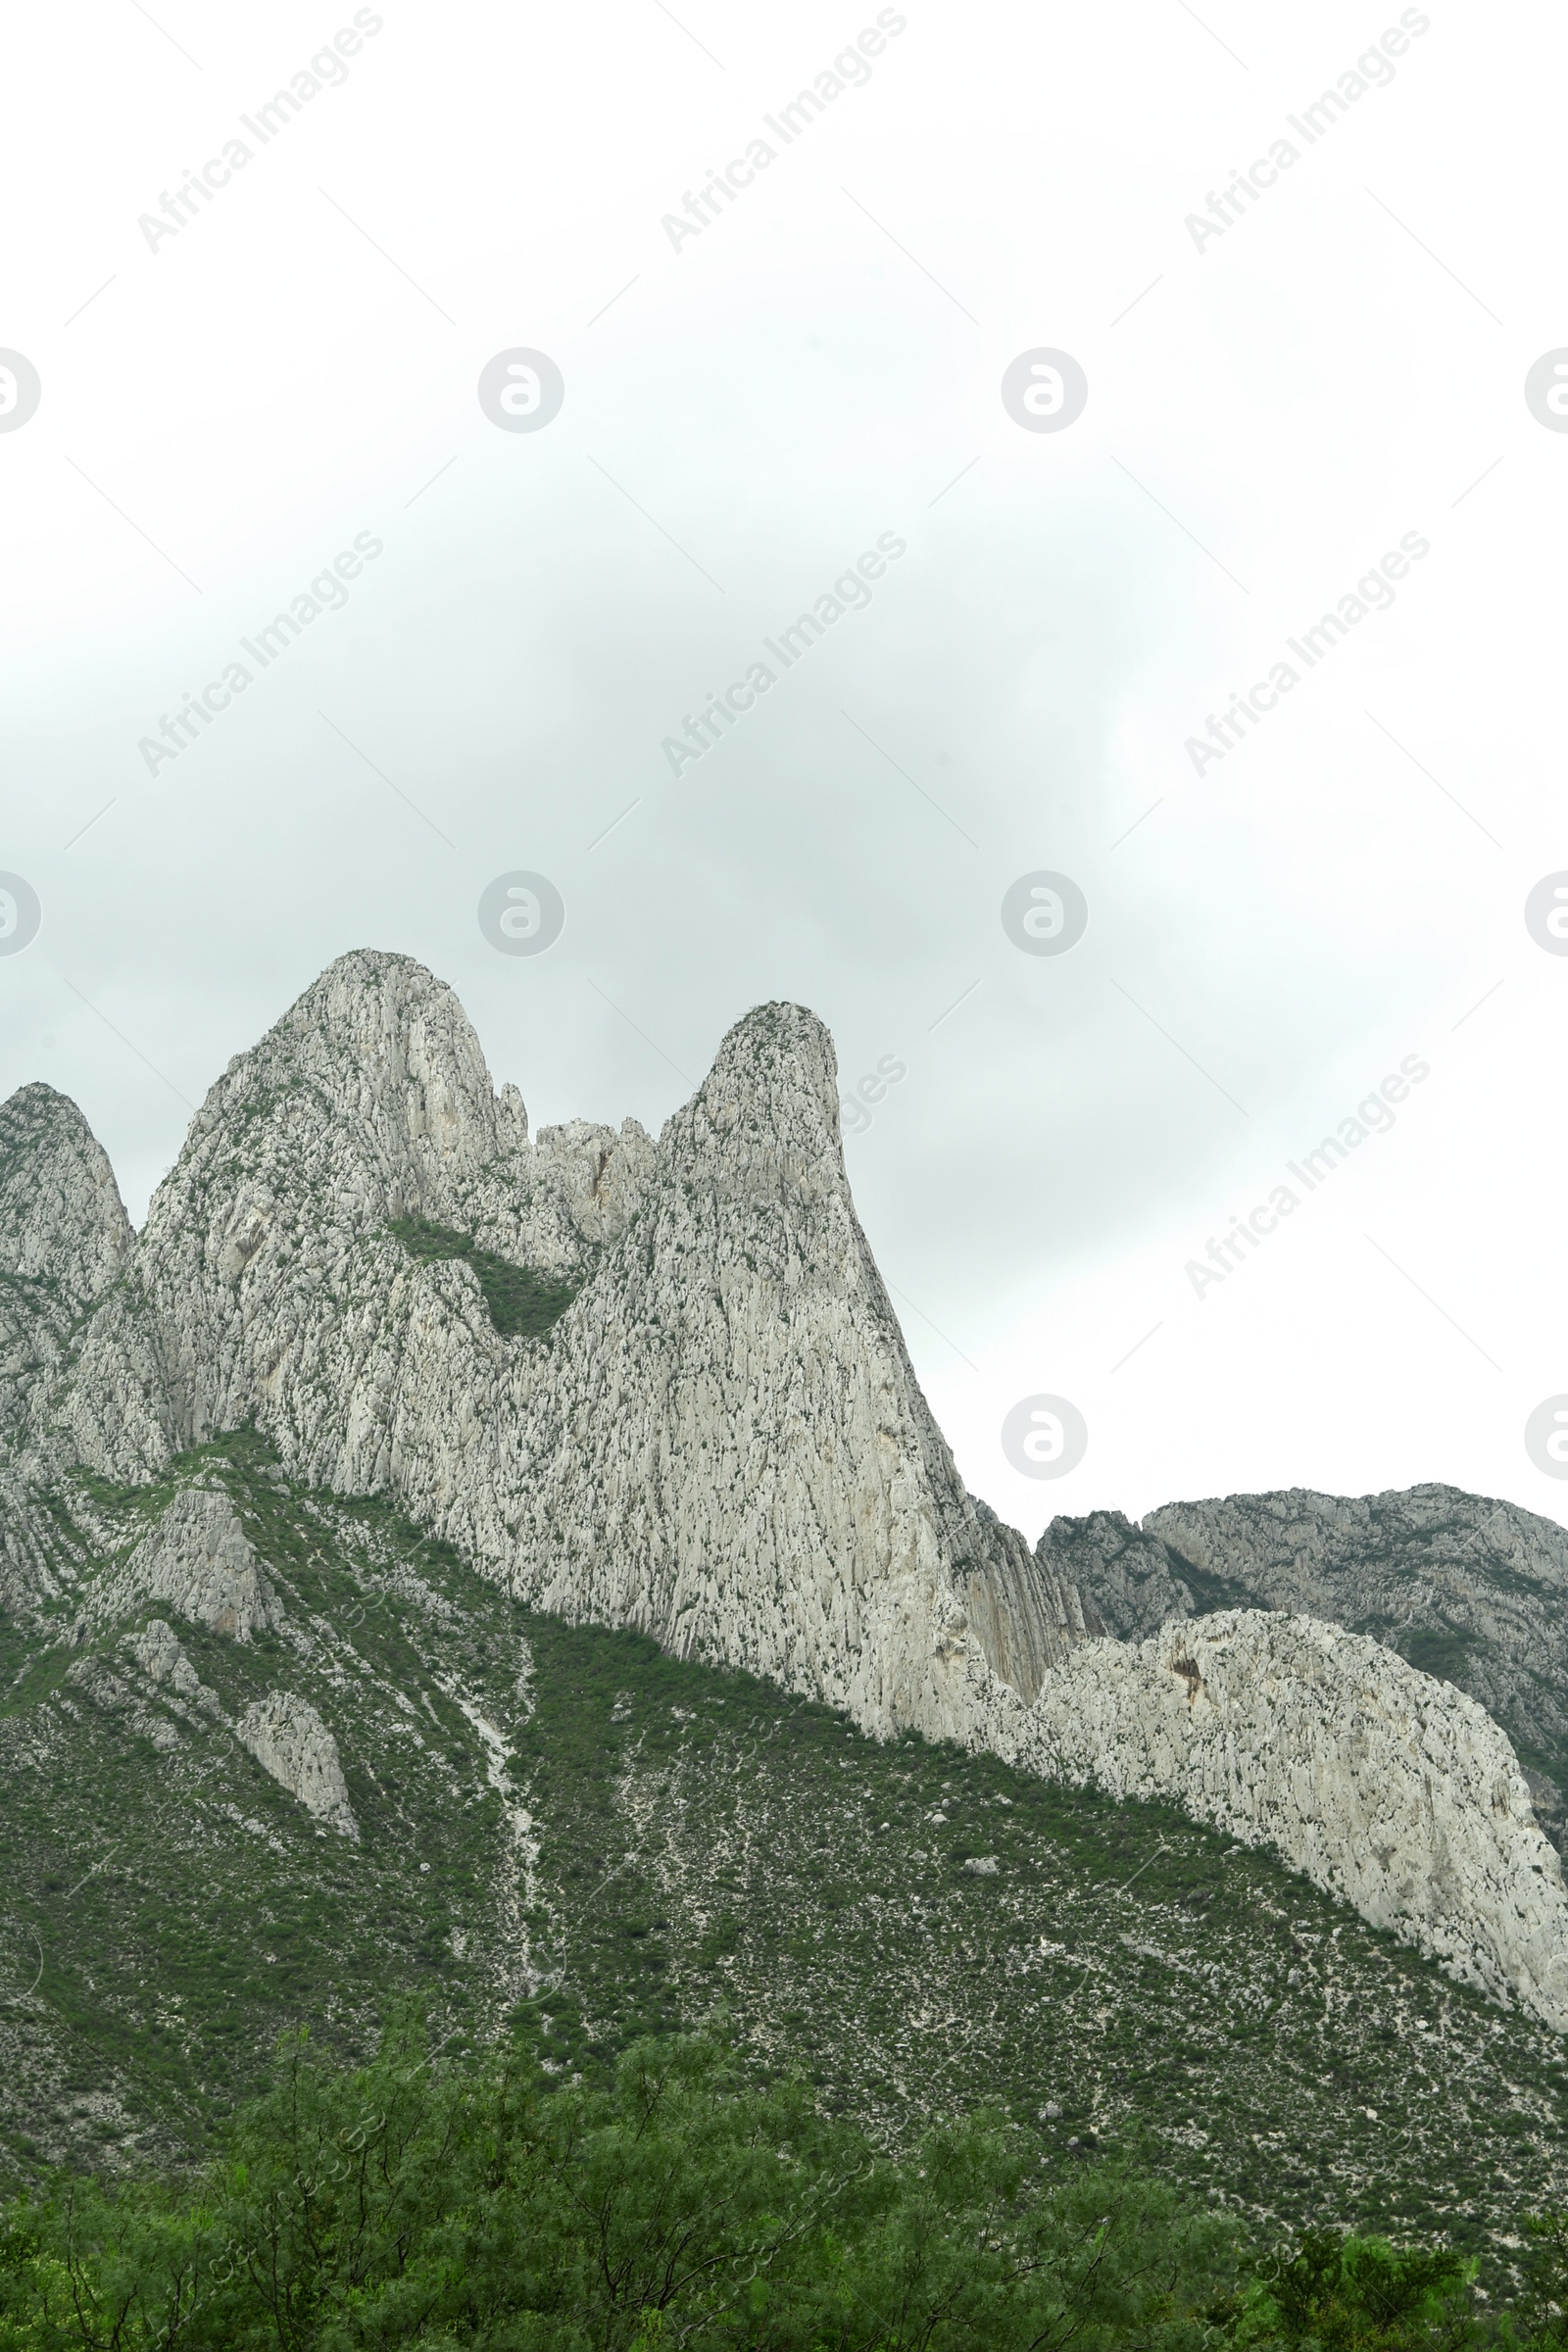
[494,998,1089,1735]
[0,1084,132,1608]
[236,1690,358,1838]
[93,1488,280,1641]
[1035,1510,1193,1643]
[122,1616,219,1710]
[0,1082,131,1315]
[50,952,649,1480]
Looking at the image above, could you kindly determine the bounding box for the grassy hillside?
[1,1432,1566,2269]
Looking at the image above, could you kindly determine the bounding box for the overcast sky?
[3,0,1565,1541]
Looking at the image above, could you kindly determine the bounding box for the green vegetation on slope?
[513,1618,1568,2265]
[2,1435,1567,2278]
[0,1432,534,2178]
[386,1215,581,1338]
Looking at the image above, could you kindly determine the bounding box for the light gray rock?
[49,953,651,1480]
[0,1084,132,1609]
[1035,1511,1190,1642]
[122,1617,220,1712]
[528,1116,659,1250]
[94,1489,280,1641]
[0,1083,131,1315]
[984,1609,1568,2030]
[237,1691,357,1837]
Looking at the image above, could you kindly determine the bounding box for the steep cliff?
[0,1082,132,1610]
[43,954,1084,1732]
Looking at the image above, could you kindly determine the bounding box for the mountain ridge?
[3,948,1566,2042]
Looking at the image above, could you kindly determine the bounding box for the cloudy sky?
[3,0,1565,1540]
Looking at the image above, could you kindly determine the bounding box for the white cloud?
[2,0,1564,1537]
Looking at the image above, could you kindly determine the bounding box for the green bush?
[11,2014,1544,2352]
[0,2018,1241,2351]
[1236,2227,1478,2352]
[386,1218,580,1341]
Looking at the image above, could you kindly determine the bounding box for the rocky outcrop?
[1036,1510,1198,1642]
[237,1691,358,1838]
[122,1616,220,1710]
[93,1488,280,1641]
[987,1610,1568,2030]
[1053,1488,1568,1840]
[529,1116,659,1249]
[0,1083,131,1319]
[0,1084,133,1611]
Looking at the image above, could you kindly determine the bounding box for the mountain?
[1045,1492,1568,1846]
[3,949,1568,2248]
[37,954,1086,1735]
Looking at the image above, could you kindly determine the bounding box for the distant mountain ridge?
[1043,1489,1568,1846]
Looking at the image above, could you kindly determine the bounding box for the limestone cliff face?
[0,1081,131,1452]
[1035,1510,1193,1644]
[50,953,648,1483]
[8,950,1568,2030]
[0,1084,130,1313]
[986,1610,1568,2031]
[0,1084,132,1608]
[492,999,1090,1732]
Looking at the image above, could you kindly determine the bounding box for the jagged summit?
[28,963,1078,1736]
[51,951,650,1479]
[0,1083,132,1605]
[5,955,1568,2028]
[169,945,520,1236]
[499,989,1088,1729]
[0,1081,130,1313]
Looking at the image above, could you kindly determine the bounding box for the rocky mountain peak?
[173,947,507,1236]
[688,999,840,1150]
[0,1081,133,1600]
[49,952,650,1480]
[0,1081,131,1313]
[492,993,1089,1733]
